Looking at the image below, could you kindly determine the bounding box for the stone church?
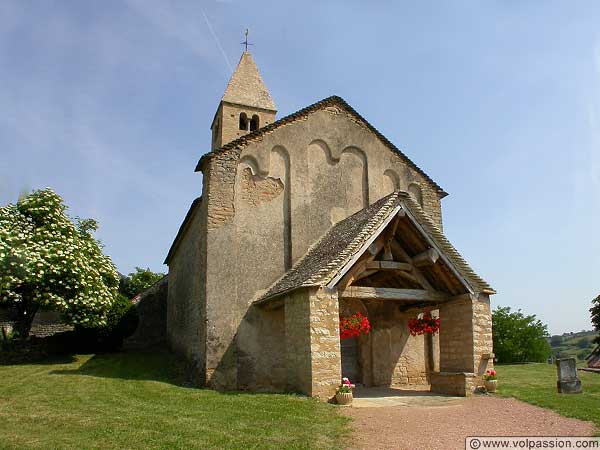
[163,51,495,400]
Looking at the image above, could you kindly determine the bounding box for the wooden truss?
[335,212,450,306]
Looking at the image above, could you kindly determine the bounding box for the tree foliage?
[0,189,119,337]
[591,294,600,344]
[492,306,551,363]
[74,293,139,352]
[119,267,164,299]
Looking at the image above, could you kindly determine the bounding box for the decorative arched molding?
[237,147,292,272]
[307,140,370,222]
[239,154,259,174]
[308,139,337,165]
[271,146,292,271]
[383,169,400,194]
[408,183,423,207]
[342,146,369,209]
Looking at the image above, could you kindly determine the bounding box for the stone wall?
[438,296,475,373]
[166,200,207,385]
[0,308,72,337]
[285,289,312,395]
[308,288,342,400]
[211,102,276,151]
[431,294,494,396]
[343,300,437,389]
[194,105,446,391]
[283,287,342,400]
[472,294,494,376]
[168,97,451,393]
[124,276,168,350]
[429,372,476,396]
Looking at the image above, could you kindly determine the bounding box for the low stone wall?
[430,372,476,396]
[0,308,72,337]
[123,276,168,350]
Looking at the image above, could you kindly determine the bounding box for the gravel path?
[343,396,596,450]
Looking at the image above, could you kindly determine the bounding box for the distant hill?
[549,330,597,361]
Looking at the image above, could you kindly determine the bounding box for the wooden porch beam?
[338,287,448,302]
[365,261,413,271]
[413,248,440,267]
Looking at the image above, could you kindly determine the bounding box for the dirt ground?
[343,396,596,450]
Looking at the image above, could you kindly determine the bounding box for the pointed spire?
[221,52,276,112]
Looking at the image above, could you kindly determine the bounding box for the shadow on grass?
[50,349,190,386]
[1,336,78,365]
[50,350,312,400]
[0,350,77,365]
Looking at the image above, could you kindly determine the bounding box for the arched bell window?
[239,113,248,131]
[250,114,259,131]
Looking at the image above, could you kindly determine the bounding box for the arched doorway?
[339,298,369,384]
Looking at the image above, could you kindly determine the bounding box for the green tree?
[119,267,165,299]
[591,294,600,344]
[492,306,551,363]
[576,337,590,349]
[550,335,563,347]
[74,293,139,351]
[0,189,119,337]
[577,349,589,361]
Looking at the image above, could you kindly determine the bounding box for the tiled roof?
[195,96,447,197]
[257,191,494,302]
[221,52,276,111]
[260,193,401,301]
[400,194,494,295]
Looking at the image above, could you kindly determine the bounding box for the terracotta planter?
[484,379,498,393]
[336,392,353,405]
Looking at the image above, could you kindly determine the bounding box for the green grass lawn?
[497,363,600,433]
[0,351,348,450]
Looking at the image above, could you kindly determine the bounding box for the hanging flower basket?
[407,313,440,336]
[339,312,371,339]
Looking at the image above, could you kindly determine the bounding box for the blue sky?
[1,1,599,334]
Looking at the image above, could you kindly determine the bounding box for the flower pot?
[336,392,353,405]
[484,379,498,393]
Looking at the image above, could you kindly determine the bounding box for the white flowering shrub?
[0,188,119,337]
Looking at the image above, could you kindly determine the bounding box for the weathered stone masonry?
[163,51,494,399]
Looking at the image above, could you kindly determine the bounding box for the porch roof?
[255,191,494,305]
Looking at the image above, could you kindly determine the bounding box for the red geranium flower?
[339,312,371,339]
[407,313,440,336]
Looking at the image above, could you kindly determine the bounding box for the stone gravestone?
[556,358,582,394]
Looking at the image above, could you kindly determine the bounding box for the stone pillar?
[284,287,342,401]
[431,294,493,396]
[308,287,342,400]
[438,295,475,373]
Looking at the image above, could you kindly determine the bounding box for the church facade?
[164,52,495,400]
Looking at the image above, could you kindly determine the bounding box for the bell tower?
[210,51,277,150]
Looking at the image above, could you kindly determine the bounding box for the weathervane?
[241,29,253,52]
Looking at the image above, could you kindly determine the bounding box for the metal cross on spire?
[241,28,253,52]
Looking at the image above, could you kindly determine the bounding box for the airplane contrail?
[201,8,232,73]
